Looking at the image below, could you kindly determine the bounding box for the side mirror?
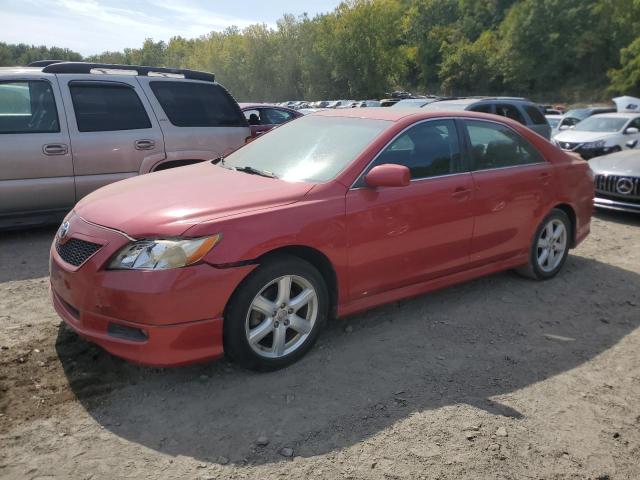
[364,164,410,188]
[559,124,570,131]
[627,139,638,149]
[624,127,639,135]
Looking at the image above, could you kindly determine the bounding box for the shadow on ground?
[56,255,640,464]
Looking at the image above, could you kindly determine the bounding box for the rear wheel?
[517,209,571,280]
[224,255,328,371]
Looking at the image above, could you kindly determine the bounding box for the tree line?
[2,0,639,102]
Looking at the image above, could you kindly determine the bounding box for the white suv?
[0,61,250,228]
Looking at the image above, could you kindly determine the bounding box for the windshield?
[222,115,390,182]
[574,116,628,133]
[563,109,590,121]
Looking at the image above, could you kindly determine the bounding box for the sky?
[0,0,342,56]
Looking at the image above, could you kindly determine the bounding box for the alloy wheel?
[536,219,567,273]
[245,275,318,359]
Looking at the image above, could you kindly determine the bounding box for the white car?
[546,114,563,135]
[554,113,640,159]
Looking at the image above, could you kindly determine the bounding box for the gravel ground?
[0,211,639,480]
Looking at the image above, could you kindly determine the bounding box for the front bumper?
[49,213,256,367]
[594,195,640,213]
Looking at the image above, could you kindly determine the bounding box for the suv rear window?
[495,104,526,124]
[150,81,246,127]
[69,82,151,132]
[524,105,548,125]
[0,81,59,134]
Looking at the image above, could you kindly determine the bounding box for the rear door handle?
[451,186,472,200]
[539,172,551,185]
[42,143,68,155]
[135,139,155,150]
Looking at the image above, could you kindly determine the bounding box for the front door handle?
[43,143,68,155]
[135,139,155,150]
[451,186,472,200]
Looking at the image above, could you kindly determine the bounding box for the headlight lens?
[108,235,221,270]
[582,140,605,149]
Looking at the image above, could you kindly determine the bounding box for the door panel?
[59,76,165,201]
[346,174,474,299]
[463,119,553,266]
[0,79,74,216]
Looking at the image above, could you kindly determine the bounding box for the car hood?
[554,130,614,143]
[589,150,640,175]
[75,162,315,237]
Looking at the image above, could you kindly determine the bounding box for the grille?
[559,141,580,150]
[56,238,102,266]
[594,174,640,198]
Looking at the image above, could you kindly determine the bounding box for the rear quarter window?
[524,105,548,125]
[150,81,247,127]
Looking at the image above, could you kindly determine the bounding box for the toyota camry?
[50,109,594,370]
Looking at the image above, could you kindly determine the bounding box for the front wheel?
[223,254,328,371]
[516,209,571,280]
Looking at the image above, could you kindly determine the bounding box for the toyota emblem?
[616,177,634,195]
[58,221,70,240]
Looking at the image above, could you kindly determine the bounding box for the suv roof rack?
[41,62,215,82]
[27,60,66,67]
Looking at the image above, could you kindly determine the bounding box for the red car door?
[462,119,554,266]
[345,119,474,301]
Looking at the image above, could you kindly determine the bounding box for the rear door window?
[524,105,548,125]
[150,81,246,127]
[464,120,544,170]
[69,82,151,132]
[0,80,59,134]
[469,103,493,114]
[494,104,526,124]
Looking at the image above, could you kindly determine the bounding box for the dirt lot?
[0,211,639,480]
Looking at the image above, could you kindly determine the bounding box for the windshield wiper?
[234,166,278,178]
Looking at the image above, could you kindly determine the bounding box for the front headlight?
[108,235,221,270]
[582,140,605,149]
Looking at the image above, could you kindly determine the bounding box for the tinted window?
[368,120,461,180]
[70,82,151,132]
[223,116,389,182]
[524,105,547,125]
[0,81,59,134]
[150,81,246,127]
[465,120,544,170]
[628,117,640,129]
[469,103,493,114]
[495,104,526,124]
[262,108,294,125]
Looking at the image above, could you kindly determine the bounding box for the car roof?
[239,103,288,109]
[0,67,47,75]
[590,112,639,119]
[313,107,519,124]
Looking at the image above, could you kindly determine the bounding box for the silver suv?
[423,97,552,139]
[0,62,250,228]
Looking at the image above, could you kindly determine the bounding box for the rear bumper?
[594,196,640,213]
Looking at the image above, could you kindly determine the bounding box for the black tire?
[516,208,572,280]
[223,254,328,371]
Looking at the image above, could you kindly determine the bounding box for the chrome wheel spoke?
[288,314,312,334]
[272,325,287,356]
[275,276,292,305]
[252,295,276,316]
[249,317,274,345]
[548,248,556,267]
[289,288,315,312]
[538,248,549,266]
[552,224,565,240]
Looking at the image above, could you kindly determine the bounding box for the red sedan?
[239,103,302,137]
[49,109,594,370]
